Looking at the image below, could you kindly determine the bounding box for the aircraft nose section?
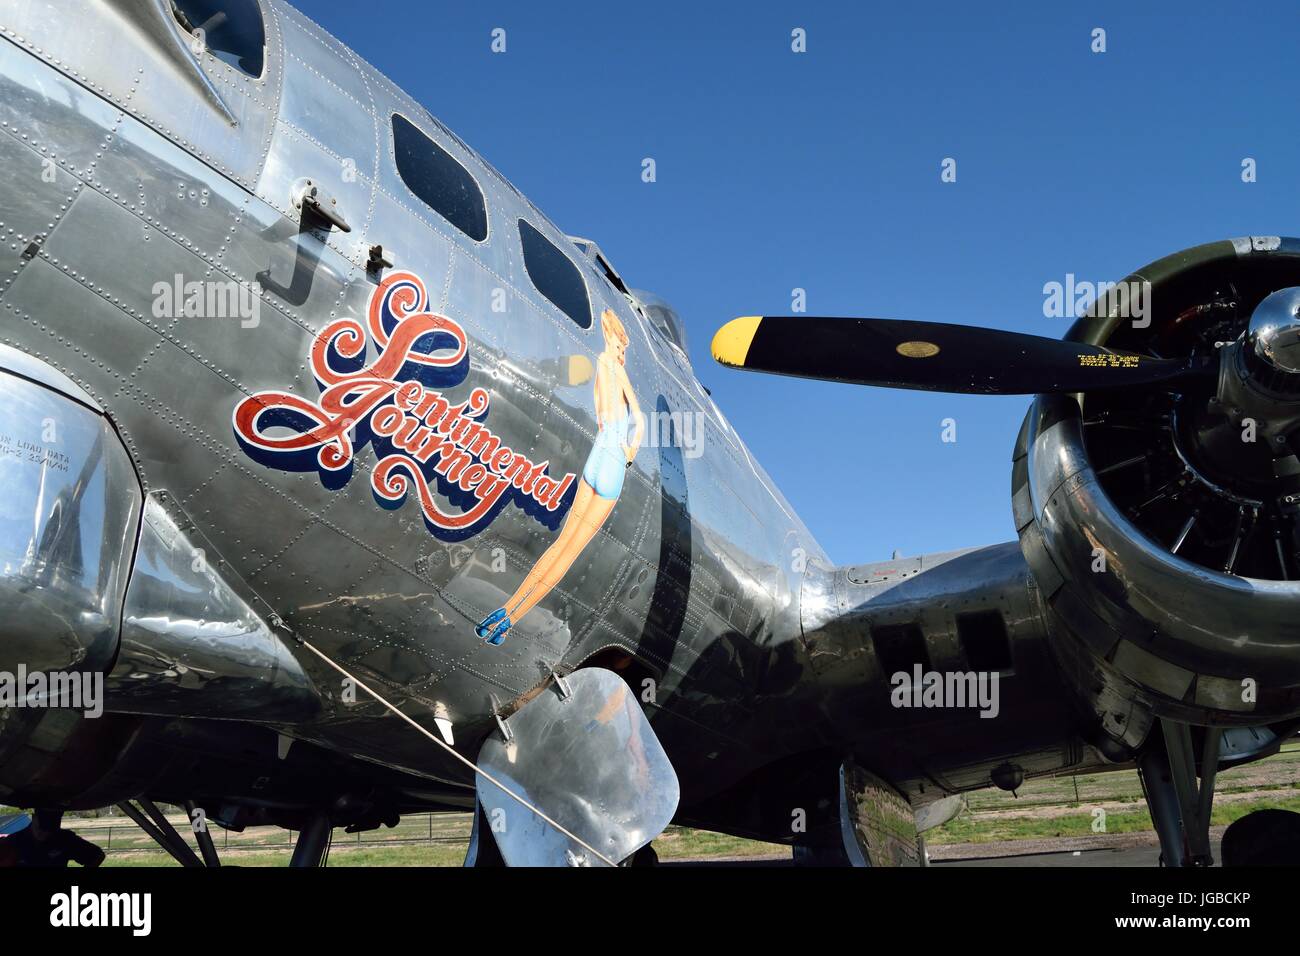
[0,349,141,680]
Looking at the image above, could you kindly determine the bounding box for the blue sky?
[302,0,1300,564]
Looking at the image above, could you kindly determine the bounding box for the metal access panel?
[475,667,680,867]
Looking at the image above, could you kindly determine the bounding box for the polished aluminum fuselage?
[0,1,1105,834]
[0,0,824,807]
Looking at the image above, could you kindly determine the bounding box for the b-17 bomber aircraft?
[1,0,1299,868]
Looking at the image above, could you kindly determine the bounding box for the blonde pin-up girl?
[476,309,643,645]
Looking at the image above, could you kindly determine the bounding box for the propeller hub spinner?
[1249,287,1300,375]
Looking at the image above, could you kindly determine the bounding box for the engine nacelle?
[1015,238,1300,749]
[0,349,144,805]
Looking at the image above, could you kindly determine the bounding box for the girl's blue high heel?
[485,617,512,646]
[474,607,508,639]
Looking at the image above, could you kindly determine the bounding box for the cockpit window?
[170,0,265,78]
[642,304,686,353]
[519,220,591,329]
[632,289,689,354]
[392,114,488,242]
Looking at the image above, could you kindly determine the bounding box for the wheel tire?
[1221,808,1300,866]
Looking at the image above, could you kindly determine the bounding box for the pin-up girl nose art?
[476,309,643,646]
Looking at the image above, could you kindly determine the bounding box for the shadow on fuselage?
[634,395,692,664]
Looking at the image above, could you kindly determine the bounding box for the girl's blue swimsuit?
[582,412,628,500]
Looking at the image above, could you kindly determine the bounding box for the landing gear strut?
[289,810,333,867]
[1137,719,1220,867]
[184,800,221,868]
[117,800,206,868]
[117,799,228,867]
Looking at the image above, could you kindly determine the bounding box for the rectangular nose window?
[519,219,591,329]
[871,622,930,677]
[170,0,266,78]
[957,610,1014,672]
[391,113,488,242]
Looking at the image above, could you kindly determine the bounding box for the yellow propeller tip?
[711,316,763,367]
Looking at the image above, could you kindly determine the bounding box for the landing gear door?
[474,667,679,866]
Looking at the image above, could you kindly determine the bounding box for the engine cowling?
[1015,237,1300,749]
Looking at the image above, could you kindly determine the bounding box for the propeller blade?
[711,316,1211,395]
